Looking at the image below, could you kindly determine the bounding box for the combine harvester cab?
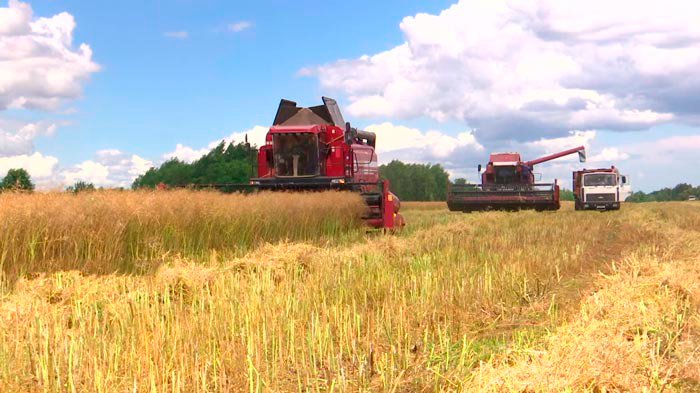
[250,97,404,230]
[447,146,586,212]
[573,167,631,211]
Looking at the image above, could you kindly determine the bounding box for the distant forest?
[626,183,699,202]
[130,142,451,201]
[129,142,698,202]
[131,141,255,189]
[378,161,449,201]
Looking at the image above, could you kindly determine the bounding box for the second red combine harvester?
[243,97,404,230]
[447,146,586,212]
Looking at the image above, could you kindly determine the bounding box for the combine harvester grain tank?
[447,146,586,212]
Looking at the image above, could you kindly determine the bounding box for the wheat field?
[0,192,699,392]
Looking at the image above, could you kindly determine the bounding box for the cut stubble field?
[0,191,699,392]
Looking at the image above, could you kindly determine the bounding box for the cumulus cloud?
[624,135,700,165]
[162,125,267,163]
[0,120,58,156]
[0,0,99,111]
[0,0,97,183]
[364,122,483,166]
[588,147,630,163]
[621,135,700,189]
[310,0,700,141]
[0,151,58,178]
[525,131,595,159]
[163,31,188,39]
[228,21,253,33]
[162,144,209,163]
[62,160,109,185]
[62,149,153,188]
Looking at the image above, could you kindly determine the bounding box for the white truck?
[573,166,631,211]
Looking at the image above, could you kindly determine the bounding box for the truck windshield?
[273,133,320,177]
[584,173,617,186]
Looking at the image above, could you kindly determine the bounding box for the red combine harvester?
[213,97,404,230]
[447,146,586,212]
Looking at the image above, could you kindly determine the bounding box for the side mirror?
[621,176,628,184]
[478,164,482,173]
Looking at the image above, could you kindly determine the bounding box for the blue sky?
[1,0,699,191]
[28,0,451,162]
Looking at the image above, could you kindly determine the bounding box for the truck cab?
[573,167,631,211]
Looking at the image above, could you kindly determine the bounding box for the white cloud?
[62,160,109,185]
[624,135,700,166]
[162,125,267,163]
[0,0,99,111]
[634,135,700,155]
[162,144,209,163]
[0,152,58,178]
[0,0,31,35]
[591,135,700,191]
[365,122,483,162]
[0,120,58,156]
[163,31,188,39]
[310,0,700,142]
[62,149,153,188]
[588,147,630,163]
[0,1,96,177]
[296,67,314,77]
[356,122,487,183]
[525,130,596,159]
[228,21,253,33]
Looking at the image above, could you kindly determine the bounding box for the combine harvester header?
[447,146,586,212]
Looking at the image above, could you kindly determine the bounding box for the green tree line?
[132,141,255,188]
[1,168,34,191]
[378,160,450,201]
[130,142,454,200]
[626,183,699,202]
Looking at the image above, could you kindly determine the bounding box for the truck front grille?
[586,193,616,202]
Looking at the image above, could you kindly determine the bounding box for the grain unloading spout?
[525,146,586,167]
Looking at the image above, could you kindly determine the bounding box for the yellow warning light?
[387,194,393,202]
[393,213,397,218]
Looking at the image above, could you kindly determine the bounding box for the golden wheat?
[0,190,364,285]
[0,200,698,392]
